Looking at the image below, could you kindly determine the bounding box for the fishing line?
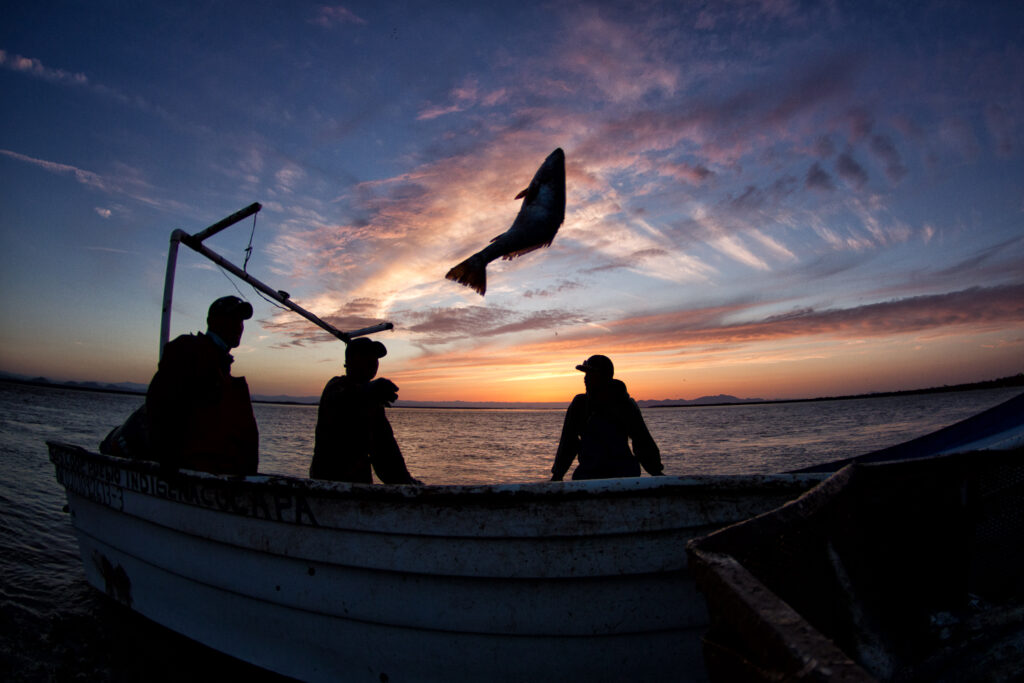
[216,264,249,300]
[228,211,288,311]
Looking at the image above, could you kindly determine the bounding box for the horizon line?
[2,371,1021,408]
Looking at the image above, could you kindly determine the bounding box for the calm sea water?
[1,380,1020,680]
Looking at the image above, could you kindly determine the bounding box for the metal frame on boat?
[158,202,391,358]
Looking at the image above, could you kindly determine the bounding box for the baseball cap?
[346,337,387,361]
[575,354,614,376]
[208,296,253,321]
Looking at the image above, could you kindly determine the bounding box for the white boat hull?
[51,442,824,682]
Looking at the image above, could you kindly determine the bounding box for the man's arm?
[628,400,664,475]
[551,396,584,481]
[367,409,419,484]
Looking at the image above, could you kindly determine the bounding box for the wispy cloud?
[0,149,185,213]
[0,49,88,85]
[311,6,367,28]
[836,150,869,189]
[397,283,1024,381]
[417,78,507,120]
[85,246,132,254]
[1,149,111,191]
[805,162,835,191]
[0,50,175,123]
[398,305,591,345]
[556,5,680,103]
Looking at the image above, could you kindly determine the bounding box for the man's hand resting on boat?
[368,378,399,406]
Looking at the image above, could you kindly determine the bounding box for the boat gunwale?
[47,439,826,504]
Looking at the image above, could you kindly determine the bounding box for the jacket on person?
[145,332,258,475]
[310,375,416,484]
[552,379,663,480]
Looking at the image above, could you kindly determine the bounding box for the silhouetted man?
[551,354,663,481]
[310,337,421,485]
[145,295,259,475]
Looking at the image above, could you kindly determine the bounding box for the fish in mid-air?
[445,147,566,296]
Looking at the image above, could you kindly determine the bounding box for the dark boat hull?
[688,446,1024,681]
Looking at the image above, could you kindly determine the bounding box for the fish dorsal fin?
[515,178,541,202]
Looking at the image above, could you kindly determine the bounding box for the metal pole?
[179,233,392,342]
[159,231,183,359]
[191,202,262,243]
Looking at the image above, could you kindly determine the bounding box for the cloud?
[1,149,110,191]
[845,106,874,142]
[984,102,1019,156]
[556,6,681,103]
[94,207,112,218]
[391,278,1024,391]
[462,282,1024,364]
[805,162,835,191]
[398,305,591,345]
[264,298,592,349]
[0,149,185,212]
[274,163,307,194]
[694,0,805,30]
[522,280,582,298]
[930,234,1024,282]
[0,49,88,85]
[85,246,131,254]
[659,161,714,185]
[836,150,868,188]
[572,49,860,175]
[261,297,386,348]
[814,135,837,158]
[416,78,507,120]
[312,6,367,28]
[869,134,907,182]
[0,50,174,123]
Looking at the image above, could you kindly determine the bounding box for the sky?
[1,0,1022,403]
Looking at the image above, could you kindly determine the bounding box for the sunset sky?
[2,1,1022,403]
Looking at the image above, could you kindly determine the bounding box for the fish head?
[525,147,565,209]
[537,147,565,183]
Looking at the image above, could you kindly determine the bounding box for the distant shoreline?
[646,373,1024,409]
[2,373,1021,409]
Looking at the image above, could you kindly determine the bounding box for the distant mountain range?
[0,373,152,396]
[637,394,764,407]
[2,370,1021,409]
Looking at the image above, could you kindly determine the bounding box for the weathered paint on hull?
[50,442,825,682]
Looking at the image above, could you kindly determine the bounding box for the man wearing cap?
[144,295,259,475]
[310,337,421,485]
[551,354,664,481]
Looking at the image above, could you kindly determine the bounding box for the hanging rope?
[226,211,288,311]
[243,211,256,273]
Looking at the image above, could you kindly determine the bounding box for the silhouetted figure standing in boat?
[145,296,259,475]
[310,337,421,485]
[551,355,663,481]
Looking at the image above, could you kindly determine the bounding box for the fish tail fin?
[445,256,487,296]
